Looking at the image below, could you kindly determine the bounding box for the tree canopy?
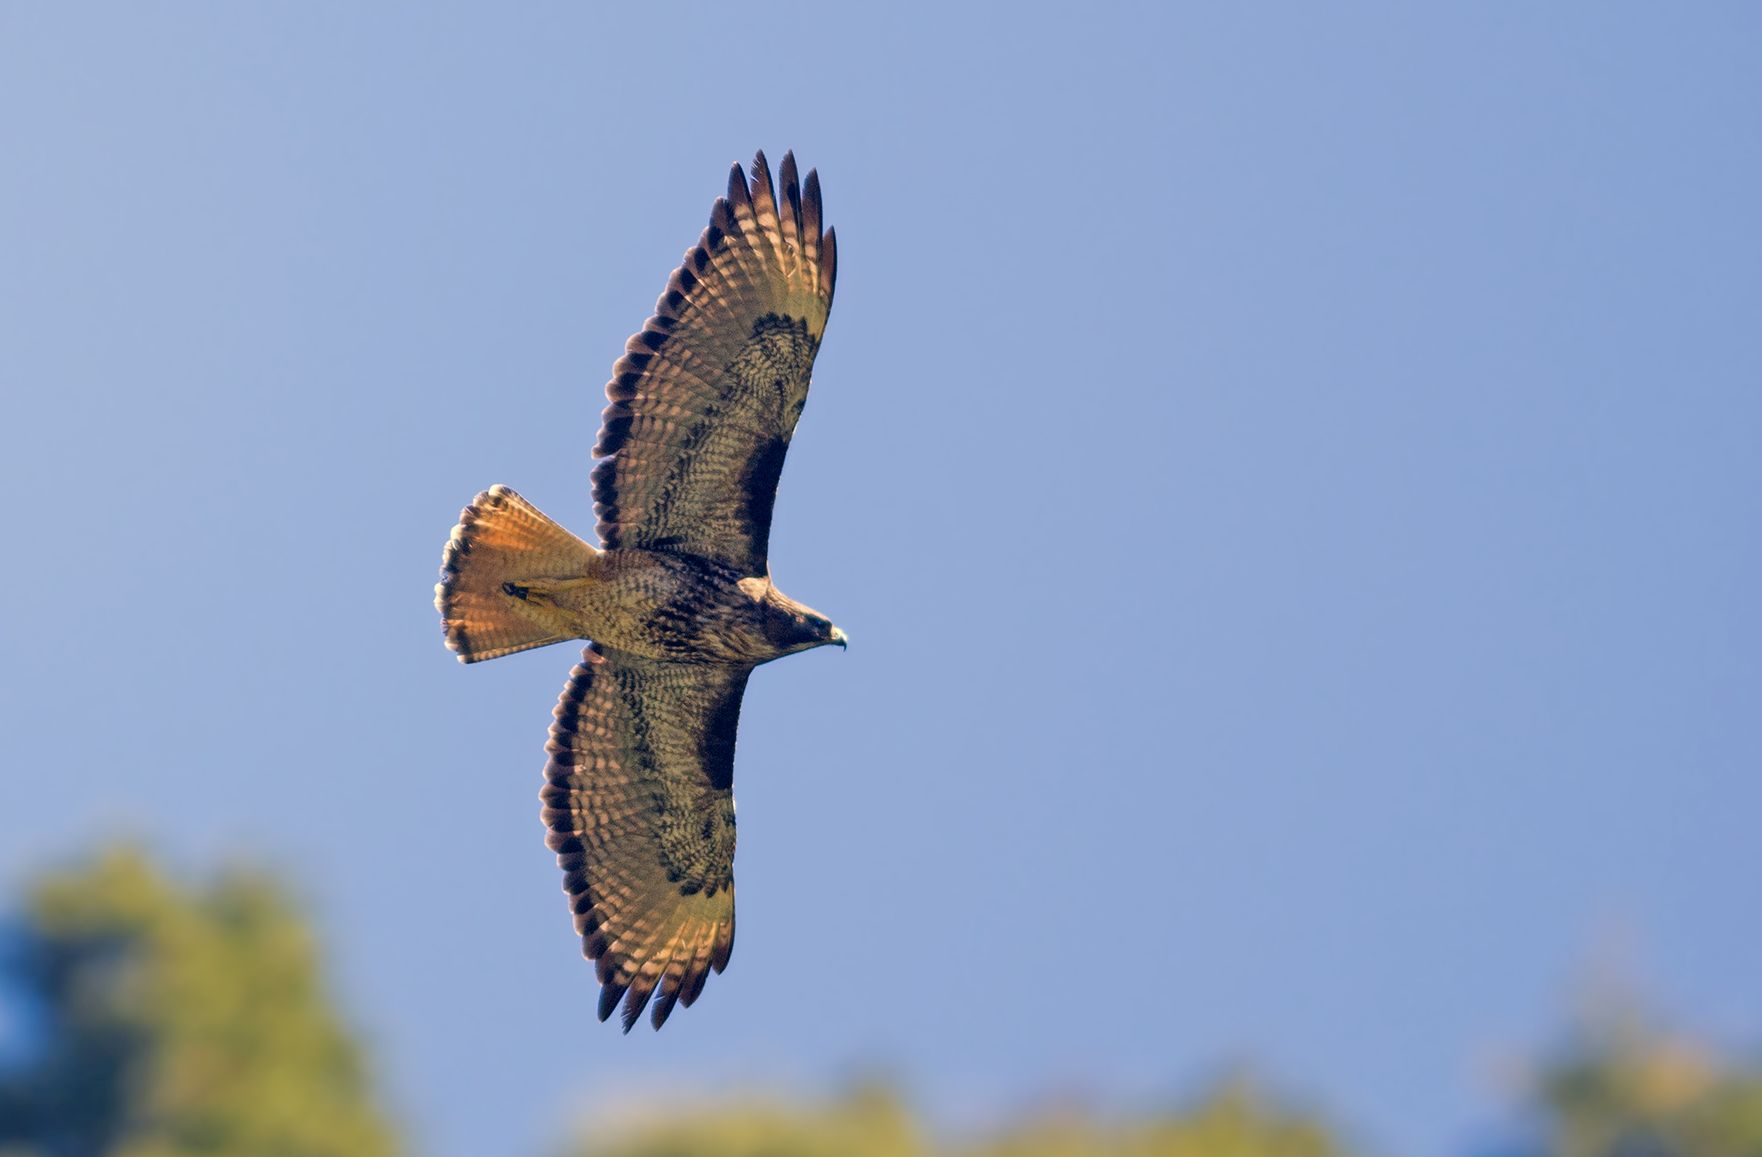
[1516,1003,1762,1157]
[3,847,1760,1157]
[0,848,398,1157]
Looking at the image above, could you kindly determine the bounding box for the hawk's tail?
[435,485,599,663]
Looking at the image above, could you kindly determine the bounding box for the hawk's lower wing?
[541,646,750,1031]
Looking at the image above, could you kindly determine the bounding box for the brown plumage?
[434,151,843,1031]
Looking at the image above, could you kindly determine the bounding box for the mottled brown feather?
[592,150,836,575]
[543,645,747,1031]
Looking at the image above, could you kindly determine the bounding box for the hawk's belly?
[554,549,764,664]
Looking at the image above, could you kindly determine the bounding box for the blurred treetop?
[1517,1002,1762,1157]
[561,1078,1351,1157]
[4,847,1761,1157]
[0,848,399,1157]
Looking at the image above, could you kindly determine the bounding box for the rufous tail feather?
[435,485,598,663]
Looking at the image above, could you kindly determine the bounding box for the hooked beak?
[829,626,848,650]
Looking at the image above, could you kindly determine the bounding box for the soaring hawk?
[435,151,844,1030]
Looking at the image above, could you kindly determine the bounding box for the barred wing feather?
[542,646,748,1031]
[591,150,837,576]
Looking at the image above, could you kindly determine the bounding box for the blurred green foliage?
[0,848,398,1157]
[969,1081,1350,1157]
[4,847,1762,1157]
[1517,1004,1762,1157]
[559,1011,1762,1157]
[563,1082,930,1157]
[561,1078,1349,1157]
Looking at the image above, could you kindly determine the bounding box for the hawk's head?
[738,576,847,659]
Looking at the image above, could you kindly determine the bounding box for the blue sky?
[2,3,1758,1154]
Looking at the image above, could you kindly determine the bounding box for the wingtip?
[621,982,656,1032]
[650,984,682,1029]
[779,151,802,235]
[747,151,778,225]
[597,980,624,1024]
[727,162,751,212]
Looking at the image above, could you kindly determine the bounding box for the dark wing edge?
[541,646,748,1030]
[590,149,836,563]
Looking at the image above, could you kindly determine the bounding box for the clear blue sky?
[2,4,1758,1154]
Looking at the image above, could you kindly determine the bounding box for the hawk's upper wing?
[541,645,749,1031]
[591,150,836,577]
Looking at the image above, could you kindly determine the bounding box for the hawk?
[434,152,844,1031]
